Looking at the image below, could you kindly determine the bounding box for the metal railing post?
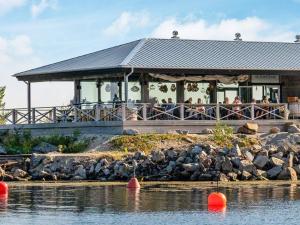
[122,103,126,121]
[32,108,36,124]
[142,103,147,121]
[216,103,220,121]
[251,103,255,120]
[52,107,57,123]
[180,103,185,120]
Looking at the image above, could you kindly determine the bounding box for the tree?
[0,86,6,124]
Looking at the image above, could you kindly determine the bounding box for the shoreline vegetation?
[0,123,300,182]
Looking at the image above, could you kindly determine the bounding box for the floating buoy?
[208,192,227,207]
[0,182,8,197]
[127,177,140,189]
[208,204,226,213]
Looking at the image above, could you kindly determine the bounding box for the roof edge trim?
[120,38,147,66]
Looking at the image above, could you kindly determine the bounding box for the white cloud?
[0,0,26,14]
[31,0,57,18]
[103,11,150,36]
[0,35,73,108]
[152,17,295,42]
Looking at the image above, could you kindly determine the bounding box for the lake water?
[1,182,300,225]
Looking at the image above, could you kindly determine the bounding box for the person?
[262,96,270,119]
[161,99,167,108]
[112,94,120,108]
[195,98,205,120]
[232,96,242,119]
[220,97,230,119]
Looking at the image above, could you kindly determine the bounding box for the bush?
[210,123,234,148]
[0,129,90,154]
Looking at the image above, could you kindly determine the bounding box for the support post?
[52,107,57,123]
[12,109,17,125]
[118,81,122,101]
[121,103,126,121]
[27,82,31,124]
[97,80,102,103]
[124,67,134,103]
[32,108,35,124]
[74,80,81,105]
[140,73,149,103]
[176,81,185,103]
[284,103,289,120]
[95,104,100,121]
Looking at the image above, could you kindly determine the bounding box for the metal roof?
[14,38,300,81]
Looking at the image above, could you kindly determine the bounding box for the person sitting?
[195,98,205,120]
[232,96,242,119]
[220,97,230,119]
[262,96,270,119]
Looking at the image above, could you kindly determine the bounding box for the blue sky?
[1,0,300,107]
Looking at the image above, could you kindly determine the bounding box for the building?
[2,33,300,134]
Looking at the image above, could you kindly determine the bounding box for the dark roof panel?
[14,38,300,79]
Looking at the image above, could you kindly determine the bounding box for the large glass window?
[149,82,177,103]
[121,81,141,102]
[80,81,97,103]
[101,82,119,102]
[184,82,210,103]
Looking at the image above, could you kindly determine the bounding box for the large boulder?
[270,157,285,167]
[239,160,256,174]
[32,142,58,154]
[202,128,213,134]
[182,163,200,172]
[123,129,139,135]
[270,127,281,134]
[245,123,259,132]
[253,155,269,169]
[0,145,7,155]
[277,167,297,181]
[287,124,300,134]
[74,165,87,179]
[151,150,165,163]
[221,157,233,173]
[267,166,282,179]
[13,169,28,178]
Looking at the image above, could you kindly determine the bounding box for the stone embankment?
[1,132,300,182]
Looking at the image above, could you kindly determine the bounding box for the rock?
[242,150,254,162]
[252,144,262,153]
[190,171,200,180]
[293,165,300,175]
[239,160,256,174]
[202,128,213,134]
[237,126,256,135]
[221,157,233,173]
[244,122,259,132]
[166,161,176,173]
[241,171,252,180]
[74,165,86,179]
[267,166,282,178]
[175,129,189,135]
[182,163,199,172]
[227,172,238,181]
[13,169,27,178]
[288,152,294,167]
[166,149,177,159]
[277,167,297,181]
[253,155,269,169]
[287,124,300,134]
[229,144,242,157]
[191,146,202,155]
[30,154,46,168]
[218,173,229,182]
[270,127,281,134]
[257,169,267,177]
[151,150,165,163]
[0,167,5,177]
[176,156,185,165]
[32,142,58,154]
[134,151,146,160]
[94,163,101,174]
[103,168,110,176]
[123,129,139,135]
[0,145,7,155]
[270,157,285,167]
[100,158,109,167]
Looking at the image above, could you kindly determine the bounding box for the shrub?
[210,123,234,148]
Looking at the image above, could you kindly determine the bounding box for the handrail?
[0,102,290,125]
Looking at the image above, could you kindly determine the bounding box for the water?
[1,182,300,225]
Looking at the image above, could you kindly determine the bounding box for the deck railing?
[0,102,289,125]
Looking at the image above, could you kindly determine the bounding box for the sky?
[1,0,300,108]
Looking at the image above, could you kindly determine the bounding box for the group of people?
[150,95,279,120]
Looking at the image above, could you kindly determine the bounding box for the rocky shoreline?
[1,132,300,182]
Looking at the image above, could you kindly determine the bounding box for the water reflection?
[4,183,300,214]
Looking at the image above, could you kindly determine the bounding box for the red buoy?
[127,177,140,189]
[208,192,227,207]
[0,182,8,197]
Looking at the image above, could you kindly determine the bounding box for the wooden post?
[97,80,102,103]
[251,103,255,120]
[27,82,31,124]
[122,103,126,121]
[12,109,16,125]
[52,107,57,123]
[180,103,185,120]
[118,81,122,101]
[216,103,220,121]
[96,104,100,121]
[140,73,149,103]
[284,103,289,120]
[142,103,147,121]
[176,81,185,103]
[74,80,81,104]
[32,108,36,124]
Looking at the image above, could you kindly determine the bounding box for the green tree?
[0,86,6,124]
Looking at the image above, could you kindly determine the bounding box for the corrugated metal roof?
[14,38,300,78]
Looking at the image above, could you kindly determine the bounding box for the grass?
[110,133,197,154]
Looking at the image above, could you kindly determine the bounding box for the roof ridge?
[120,38,148,66]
